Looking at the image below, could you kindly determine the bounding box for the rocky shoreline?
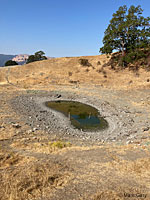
[10,90,144,143]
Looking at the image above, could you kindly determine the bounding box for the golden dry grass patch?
[89,187,149,200]
[0,148,36,170]
[0,160,71,200]
[1,54,150,90]
[10,140,72,154]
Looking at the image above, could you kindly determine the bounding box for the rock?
[27,130,33,134]
[126,140,131,144]
[55,94,61,98]
[12,123,21,128]
[141,136,148,139]
[142,127,149,132]
[124,133,130,137]
[33,127,38,131]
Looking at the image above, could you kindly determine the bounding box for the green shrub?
[48,141,71,149]
[5,60,18,66]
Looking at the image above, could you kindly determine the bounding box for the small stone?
[27,130,33,134]
[12,123,21,128]
[33,127,38,131]
[142,127,149,132]
[124,133,130,136]
[141,136,148,139]
[55,94,61,98]
[126,140,131,144]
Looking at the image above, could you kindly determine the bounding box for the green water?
[45,101,108,131]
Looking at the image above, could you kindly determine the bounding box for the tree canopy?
[26,51,47,64]
[5,60,18,66]
[100,5,150,62]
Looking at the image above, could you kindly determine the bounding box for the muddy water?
[45,101,108,131]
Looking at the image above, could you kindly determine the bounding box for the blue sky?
[0,0,150,57]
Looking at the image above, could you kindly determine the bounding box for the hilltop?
[0,54,150,90]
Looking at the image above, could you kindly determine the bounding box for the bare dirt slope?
[0,55,150,200]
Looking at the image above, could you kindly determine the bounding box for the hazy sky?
[0,0,150,57]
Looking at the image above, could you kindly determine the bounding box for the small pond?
[45,101,108,131]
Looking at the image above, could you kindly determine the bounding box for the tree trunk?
[122,50,126,56]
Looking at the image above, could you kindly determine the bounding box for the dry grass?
[1,54,150,90]
[0,148,71,200]
[90,190,124,200]
[90,187,149,200]
[0,161,70,200]
[109,157,150,178]
[11,140,72,154]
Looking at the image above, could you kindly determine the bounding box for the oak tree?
[26,51,47,64]
[100,5,150,65]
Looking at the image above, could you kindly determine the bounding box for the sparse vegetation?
[79,58,92,67]
[68,71,73,76]
[97,68,102,73]
[26,90,40,94]
[97,61,101,65]
[0,159,69,200]
[69,80,79,84]
[48,141,71,149]
[85,68,90,72]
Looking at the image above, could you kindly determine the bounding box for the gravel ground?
[10,88,149,143]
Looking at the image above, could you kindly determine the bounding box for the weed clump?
[69,80,79,84]
[79,59,92,67]
[97,61,101,65]
[68,72,73,76]
[48,141,71,149]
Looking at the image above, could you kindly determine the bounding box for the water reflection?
[45,101,108,131]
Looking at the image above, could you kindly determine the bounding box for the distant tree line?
[26,51,47,64]
[5,60,18,66]
[4,51,47,66]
